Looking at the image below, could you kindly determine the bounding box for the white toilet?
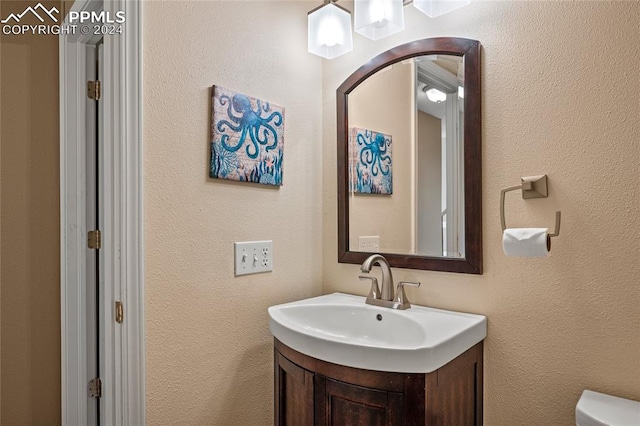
[576,390,640,425]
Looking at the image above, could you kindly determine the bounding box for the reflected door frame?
[60,0,144,424]
[444,92,463,257]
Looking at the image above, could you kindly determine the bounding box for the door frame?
[60,0,144,424]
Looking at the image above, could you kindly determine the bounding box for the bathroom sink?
[268,292,486,373]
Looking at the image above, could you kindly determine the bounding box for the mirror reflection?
[348,54,465,258]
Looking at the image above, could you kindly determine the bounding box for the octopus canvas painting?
[210,86,284,186]
[349,127,392,194]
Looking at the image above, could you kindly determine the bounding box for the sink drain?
[376,314,383,321]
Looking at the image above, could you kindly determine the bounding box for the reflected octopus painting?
[349,127,392,194]
[210,86,284,186]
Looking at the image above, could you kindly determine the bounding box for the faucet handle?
[394,281,421,309]
[359,275,380,300]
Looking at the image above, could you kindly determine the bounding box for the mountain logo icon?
[1,3,59,24]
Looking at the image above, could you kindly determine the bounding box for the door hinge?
[88,230,101,249]
[87,80,101,100]
[88,377,102,398]
[115,301,124,323]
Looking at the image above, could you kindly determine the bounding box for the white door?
[85,39,103,425]
[61,1,144,424]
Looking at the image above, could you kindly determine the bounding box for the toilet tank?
[576,390,640,426]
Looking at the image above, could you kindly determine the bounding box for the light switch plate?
[234,240,273,276]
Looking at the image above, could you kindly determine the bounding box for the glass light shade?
[426,88,447,103]
[308,3,353,59]
[413,0,470,18]
[354,0,404,41]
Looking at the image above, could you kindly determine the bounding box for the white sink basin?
[268,292,486,373]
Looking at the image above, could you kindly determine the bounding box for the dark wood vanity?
[274,338,483,425]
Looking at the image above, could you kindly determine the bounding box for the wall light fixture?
[413,0,470,18]
[308,2,354,60]
[308,0,471,59]
[354,0,405,41]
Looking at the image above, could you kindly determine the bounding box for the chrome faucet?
[359,254,421,310]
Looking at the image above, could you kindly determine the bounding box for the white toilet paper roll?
[502,228,549,257]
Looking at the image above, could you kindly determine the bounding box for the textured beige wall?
[349,61,413,253]
[322,1,640,425]
[0,1,62,423]
[143,1,323,424]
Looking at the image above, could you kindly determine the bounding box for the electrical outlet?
[234,240,273,276]
[358,236,380,252]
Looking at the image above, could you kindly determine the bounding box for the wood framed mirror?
[337,37,482,273]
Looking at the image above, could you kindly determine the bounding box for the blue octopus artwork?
[210,85,285,186]
[349,127,392,194]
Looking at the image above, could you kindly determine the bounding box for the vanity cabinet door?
[274,339,483,426]
[314,376,404,426]
[274,349,314,426]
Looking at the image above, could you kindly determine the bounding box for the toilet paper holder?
[500,175,561,248]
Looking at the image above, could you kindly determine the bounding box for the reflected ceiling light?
[308,1,353,59]
[354,0,405,41]
[413,0,471,18]
[426,87,447,103]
